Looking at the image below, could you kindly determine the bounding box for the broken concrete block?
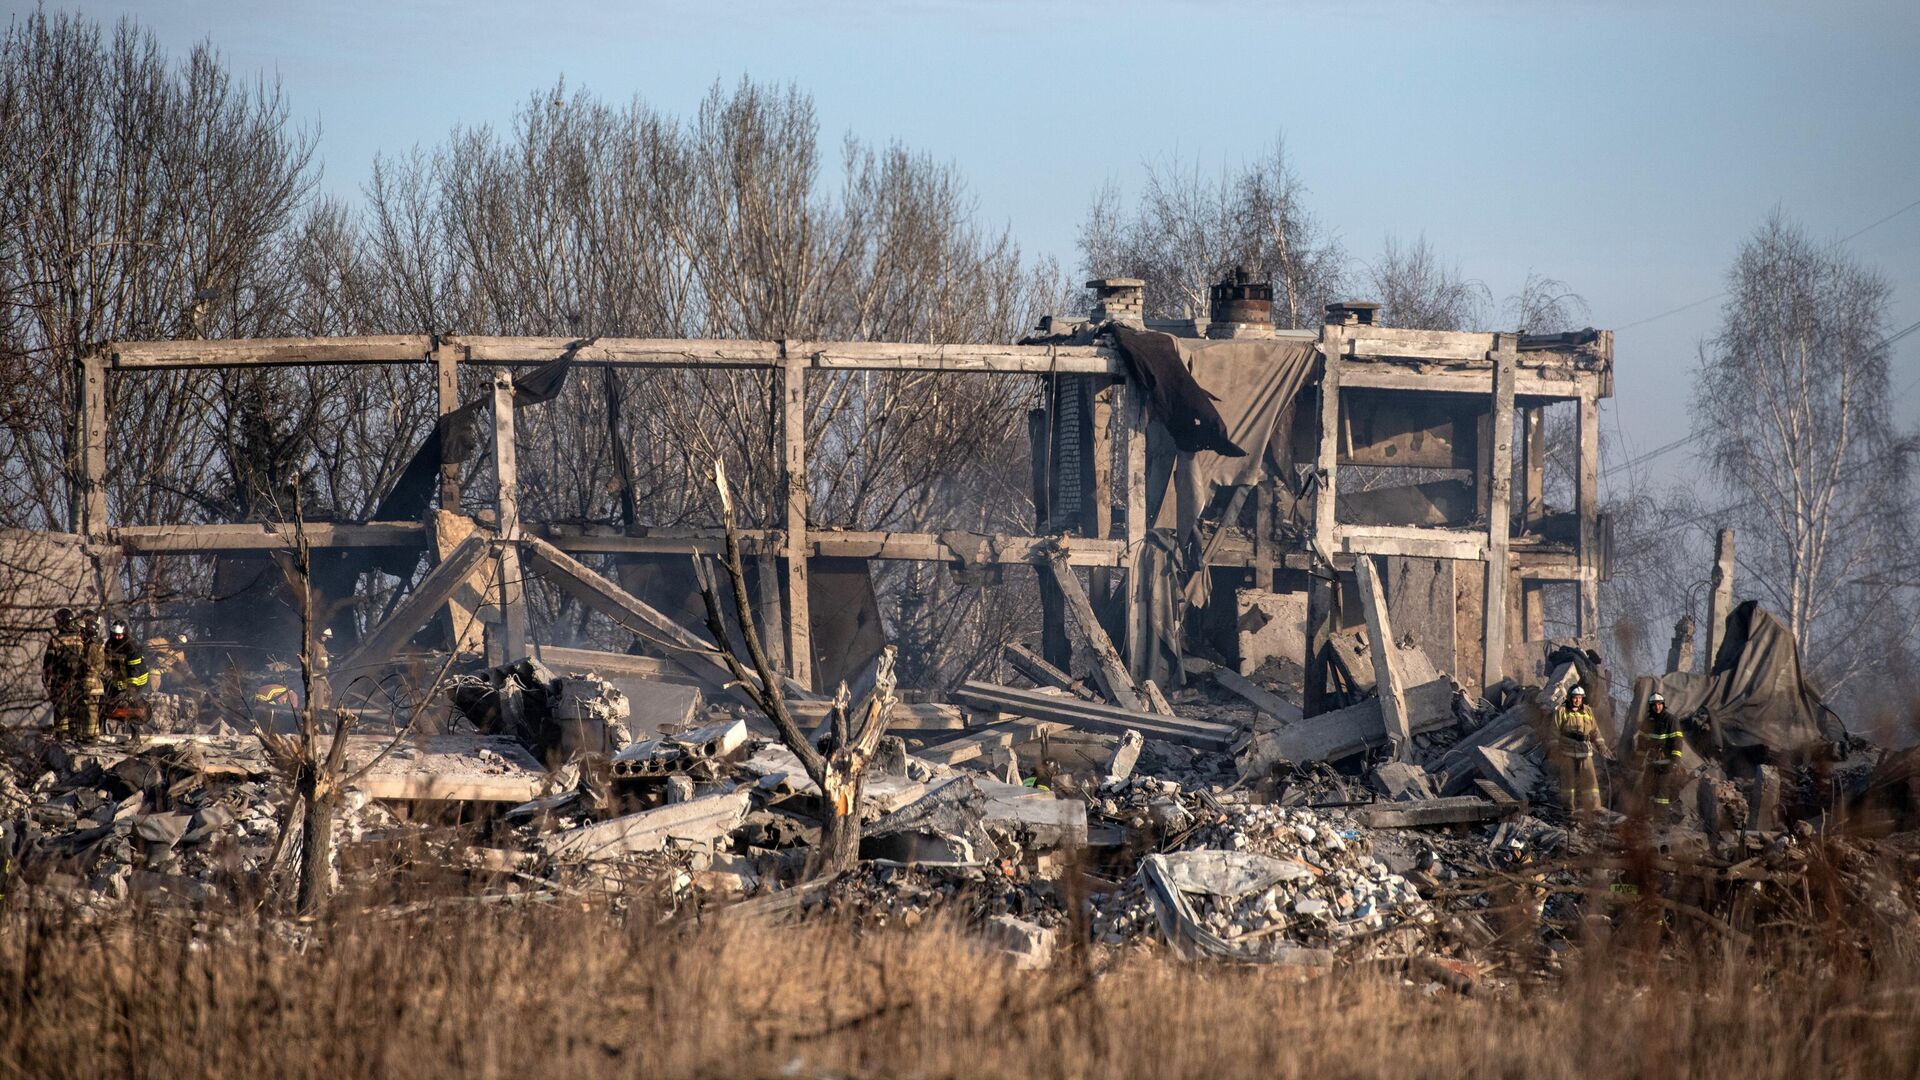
[610,718,748,779]
[133,812,192,847]
[183,806,234,844]
[1464,746,1544,803]
[666,775,696,804]
[1239,679,1455,776]
[1369,761,1435,802]
[544,788,751,863]
[1105,729,1144,785]
[982,914,1056,970]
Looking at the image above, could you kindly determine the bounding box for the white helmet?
[1569,686,1586,698]
[1649,692,1665,704]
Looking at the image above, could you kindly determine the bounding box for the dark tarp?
[1109,327,1318,549]
[1615,601,1844,765]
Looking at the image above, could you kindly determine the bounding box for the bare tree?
[1692,212,1916,699]
[1078,141,1345,328]
[1365,235,1489,331]
[695,461,897,875]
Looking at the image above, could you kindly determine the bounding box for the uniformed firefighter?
[104,619,150,696]
[41,608,104,742]
[1554,685,1603,813]
[1636,692,1685,811]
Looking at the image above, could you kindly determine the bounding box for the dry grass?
[1,898,1917,1080]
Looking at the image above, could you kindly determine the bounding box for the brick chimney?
[1088,278,1145,327]
[1206,267,1275,339]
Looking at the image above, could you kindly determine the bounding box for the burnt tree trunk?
[295,765,335,915]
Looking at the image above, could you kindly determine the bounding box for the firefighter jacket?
[41,630,89,699]
[105,635,150,693]
[1638,705,1684,764]
[1555,704,1598,759]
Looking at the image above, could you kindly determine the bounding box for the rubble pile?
[3,606,1918,989]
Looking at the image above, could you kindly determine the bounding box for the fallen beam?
[543,789,752,862]
[334,533,494,677]
[1041,552,1145,711]
[951,681,1237,752]
[1352,794,1518,829]
[1186,657,1303,723]
[518,536,794,700]
[1002,642,1098,701]
[914,719,1070,768]
[1241,678,1455,771]
[527,645,709,688]
[1354,555,1413,761]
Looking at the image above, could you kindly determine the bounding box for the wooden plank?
[110,335,433,369]
[1347,326,1498,361]
[1577,386,1602,638]
[1002,642,1097,701]
[782,345,813,689]
[1484,341,1517,689]
[1706,527,1735,669]
[454,336,783,366]
[434,342,464,511]
[804,340,1115,374]
[452,336,1122,374]
[333,533,493,678]
[107,521,1130,564]
[1333,524,1487,561]
[77,354,109,538]
[1245,678,1455,766]
[1354,555,1413,761]
[1043,551,1144,712]
[951,681,1237,752]
[492,373,527,660]
[1334,363,1595,399]
[111,522,430,552]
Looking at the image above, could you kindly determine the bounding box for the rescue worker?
[104,619,150,696]
[40,608,95,742]
[1554,685,1602,814]
[1636,692,1686,813]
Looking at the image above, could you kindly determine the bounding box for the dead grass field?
[1,899,1917,1080]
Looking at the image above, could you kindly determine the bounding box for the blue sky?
[29,0,1920,494]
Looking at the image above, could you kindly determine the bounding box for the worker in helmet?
[40,608,96,742]
[1553,685,1603,815]
[104,619,150,696]
[1636,691,1686,816]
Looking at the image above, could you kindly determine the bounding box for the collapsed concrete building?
[8,275,1906,971]
[17,272,1614,737]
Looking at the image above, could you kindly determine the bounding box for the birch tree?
[1693,212,1915,696]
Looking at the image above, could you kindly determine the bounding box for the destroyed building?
[2,271,1903,977]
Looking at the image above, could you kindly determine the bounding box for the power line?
[1610,194,1920,334]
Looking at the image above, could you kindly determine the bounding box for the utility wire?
[1610,195,1920,334]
